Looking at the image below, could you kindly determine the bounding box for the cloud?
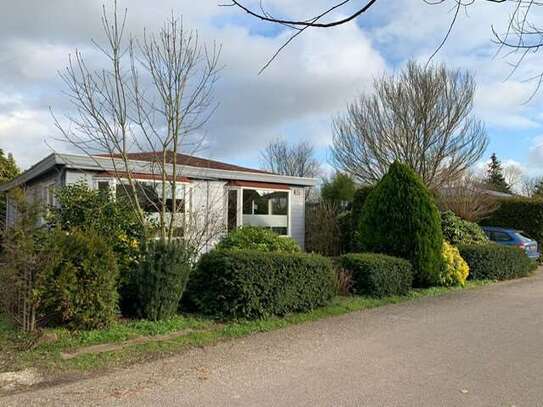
[202,21,385,160]
[0,0,541,172]
[528,135,543,166]
[0,1,386,169]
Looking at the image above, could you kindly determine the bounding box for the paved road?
[4,272,543,407]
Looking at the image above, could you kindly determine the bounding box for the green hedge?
[41,229,119,330]
[339,253,413,297]
[357,162,443,287]
[134,240,194,321]
[457,244,534,281]
[217,226,301,253]
[481,197,543,247]
[441,210,488,246]
[187,250,336,319]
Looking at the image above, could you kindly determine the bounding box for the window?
[242,189,288,216]
[43,183,56,207]
[115,181,185,213]
[241,188,289,235]
[271,226,288,235]
[228,189,238,232]
[492,231,512,242]
[97,181,111,194]
[271,194,288,215]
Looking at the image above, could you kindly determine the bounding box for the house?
[0,152,317,250]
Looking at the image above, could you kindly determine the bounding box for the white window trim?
[44,181,57,207]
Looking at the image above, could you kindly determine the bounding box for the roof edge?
[0,153,60,192]
[0,152,318,191]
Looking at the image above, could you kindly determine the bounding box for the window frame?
[234,186,292,236]
[491,231,514,242]
[93,176,190,214]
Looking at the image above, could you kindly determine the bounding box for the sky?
[1,0,543,180]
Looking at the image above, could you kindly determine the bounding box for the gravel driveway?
[4,271,543,406]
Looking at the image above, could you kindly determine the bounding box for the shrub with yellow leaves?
[440,241,469,287]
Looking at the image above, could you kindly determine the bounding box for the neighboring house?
[0,152,317,250]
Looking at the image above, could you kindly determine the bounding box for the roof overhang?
[228,180,291,190]
[0,153,59,192]
[0,152,318,192]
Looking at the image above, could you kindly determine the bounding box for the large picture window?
[112,181,186,213]
[241,189,289,235]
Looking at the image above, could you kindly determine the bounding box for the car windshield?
[513,232,532,243]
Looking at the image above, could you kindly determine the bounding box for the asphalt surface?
[4,271,543,407]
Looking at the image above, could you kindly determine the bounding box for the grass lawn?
[0,280,491,377]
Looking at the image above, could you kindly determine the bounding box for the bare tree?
[260,139,321,177]
[503,164,524,192]
[331,61,488,189]
[54,2,221,244]
[521,175,543,197]
[438,173,499,222]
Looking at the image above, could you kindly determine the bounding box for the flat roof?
[0,152,318,192]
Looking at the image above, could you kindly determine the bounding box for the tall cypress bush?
[357,162,443,287]
[135,239,194,321]
[351,185,374,251]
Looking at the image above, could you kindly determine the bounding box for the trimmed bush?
[482,197,543,247]
[188,250,336,319]
[441,210,488,246]
[339,253,413,297]
[41,229,119,330]
[457,244,533,281]
[439,242,469,287]
[351,186,374,251]
[357,162,443,287]
[217,226,300,253]
[135,240,194,321]
[49,182,145,317]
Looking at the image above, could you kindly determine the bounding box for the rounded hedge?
[457,244,534,281]
[441,210,488,246]
[340,253,413,297]
[41,229,119,330]
[217,226,300,253]
[187,249,336,319]
[357,162,444,287]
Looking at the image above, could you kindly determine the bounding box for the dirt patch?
[60,329,198,360]
[0,368,43,391]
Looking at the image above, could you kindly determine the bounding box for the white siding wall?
[4,172,60,227]
[61,170,306,251]
[27,173,59,203]
[65,170,95,188]
[290,187,305,250]
[5,195,17,227]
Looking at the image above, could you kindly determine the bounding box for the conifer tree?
[486,153,511,193]
[358,162,443,287]
[0,149,20,225]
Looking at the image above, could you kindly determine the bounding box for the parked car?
[482,226,540,260]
